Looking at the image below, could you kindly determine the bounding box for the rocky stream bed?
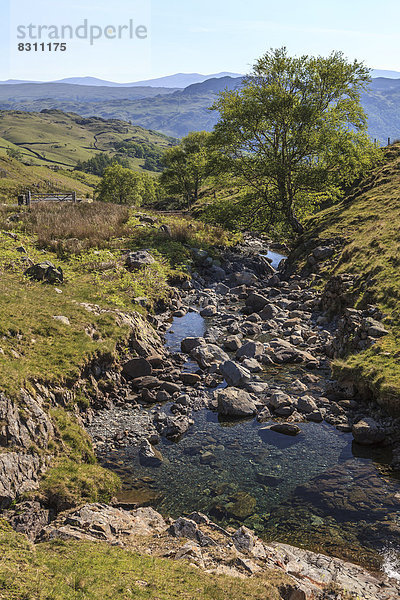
[77,235,400,590]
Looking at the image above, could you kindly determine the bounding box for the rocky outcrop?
[0,452,45,508]
[0,392,54,507]
[38,503,400,600]
[325,306,389,358]
[41,503,166,543]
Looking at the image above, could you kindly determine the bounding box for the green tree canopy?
[211,47,381,234]
[160,131,213,208]
[96,164,156,205]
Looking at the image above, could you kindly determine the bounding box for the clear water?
[106,250,400,572]
[261,250,286,269]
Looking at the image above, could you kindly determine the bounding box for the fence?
[18,191,77,206]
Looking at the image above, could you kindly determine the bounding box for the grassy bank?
[0,201,238,508]
[289,143,400,412]
[0,520,292,600]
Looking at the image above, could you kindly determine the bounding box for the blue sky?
[1,0,400,81]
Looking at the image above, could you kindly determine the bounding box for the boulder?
[223,335,242,351]
[179,372,201,385]
[163,415,192,439]
[2,501,50,541]
[122,358,152,379]
[260,304,279,320]
[52,315,70,326]
[313,246,334,261]
[42,504,166,543]
[215,283,230,296]
[200,305,217,317]
[131,376,161,389]
[352,418,386,445]
[220,360,252,387]
[214,387,257,417]
[236,341,264,359]
[190,344,229,368]
[296,395,318,414]
[24,261,63,284]
[181,337,204,354]
[242,358,262,372]
[245,293,269,312]
[269,391,293,410]
[126,250,155,270]
[169,517,214,547]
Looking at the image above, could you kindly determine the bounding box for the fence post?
[388,137,391,146]
[72,191,77,202]
[26,190,31,206]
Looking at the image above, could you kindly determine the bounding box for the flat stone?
[269,423,301,436]
[179,373,201,385]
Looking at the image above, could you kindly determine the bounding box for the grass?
[0,520,290,600]
[0,109,175,173]
[290,142,400,414]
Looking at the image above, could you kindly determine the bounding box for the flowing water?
[104,251,400,574]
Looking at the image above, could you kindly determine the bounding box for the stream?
[98,250,400,576]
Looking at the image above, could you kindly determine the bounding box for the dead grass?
[21,202,130,253]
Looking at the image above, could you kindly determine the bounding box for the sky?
[1,0,400,81]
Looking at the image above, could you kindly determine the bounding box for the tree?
[160,131,212,208]
[6,147,22,160]
[96,164,144,205]
[75,153,129,176]
[211,47,380,234]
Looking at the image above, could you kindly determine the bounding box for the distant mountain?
[54,77,125,86]
[0,76,399,142]
[0,82,177,103]
[126,73,243,88]
[0,73,243,88]
[371,69,400,79]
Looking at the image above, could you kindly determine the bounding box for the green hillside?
[289,143,400,414]
[0,110,176,170]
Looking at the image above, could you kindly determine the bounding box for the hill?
[287,143,400,414]
[0,76,399,140]
[0,109,176,171]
